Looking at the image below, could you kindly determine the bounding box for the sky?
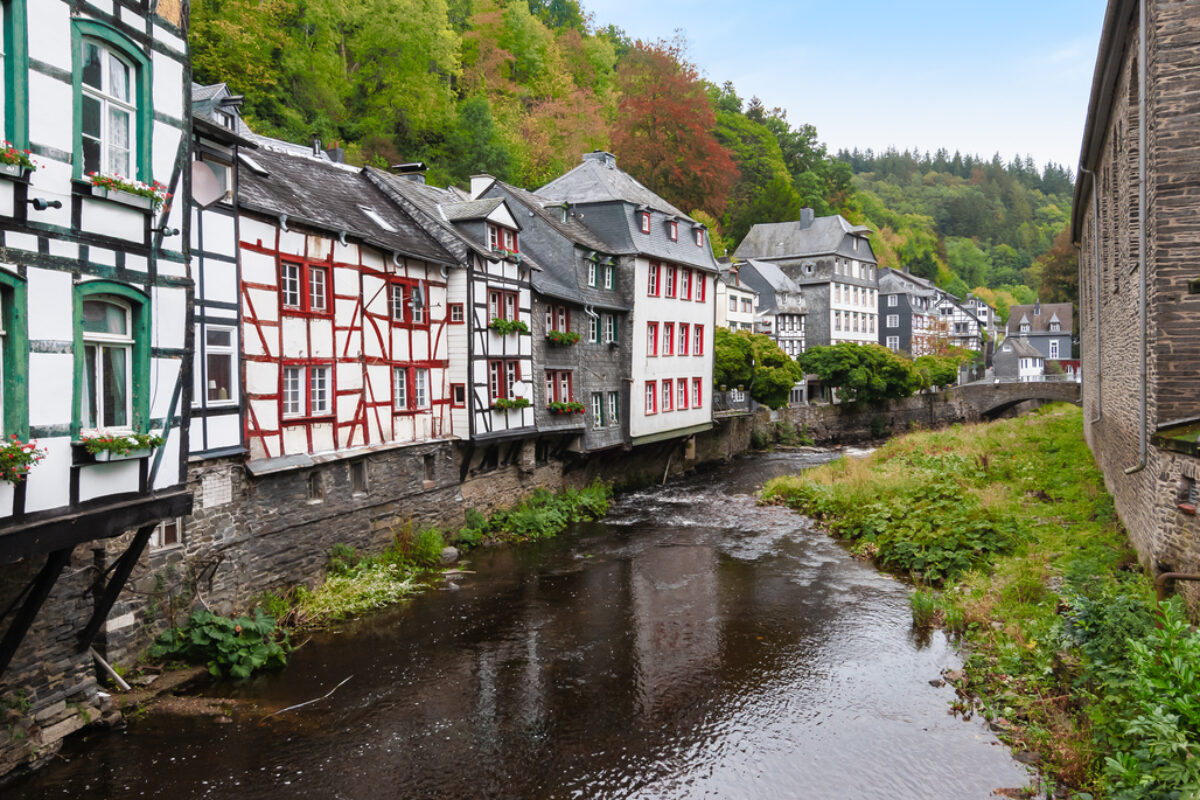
[582,0,1106,171]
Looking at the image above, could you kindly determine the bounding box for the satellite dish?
[191,161,224,208]
[511,381,528,400]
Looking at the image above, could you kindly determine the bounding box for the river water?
[7,450,1030,799]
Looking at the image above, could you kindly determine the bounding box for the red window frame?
[647,261,660,296]
[665,265,676,298]
[644,381,657,415]
[647,322,658,356]
[668,220,678,241]
[545,369,573,404]
[693,324,705,355]
[692,377,703,408]
[678,323,689,356]
[451,383,466,408]
[680,269,692,300]
[639,211,651,234]
[663,322,674,356]
[488,359,522,401]
[281,362,335,421]
[389,279,429,328]
[280,259,333,317]
[488,289,520,321]
[696,274,706,302]
[661,379,673,412]
[449,303,464,324]
[677,378,688,410]
[695,228,704,247]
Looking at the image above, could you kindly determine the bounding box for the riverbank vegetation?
[145,481,612,678]
[761,405,1198,798]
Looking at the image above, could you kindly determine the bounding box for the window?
[887,314,899,328]
[668,220,678,241]
[639,211,651,234]
[680,269,692,300]
[661,379,673,412]
[591,392,603,429]
[390,281,427,325]
[545,370,573,403]
[1019,322,1030,333]
[414,368,429,409]
[696,275,706,302]
[679,323,689,356]
[350,460,368,494]
[80,297,133,429]
[645,381,657,414]
[677,379,688,410]
[451,384,465,408]
[556,306,568,333]
[488,289,519,321]
[665,265,676,298]
[695,228,704,247]
[663,322,674,355]
[151,518,182,550]
[869,315,875,334]
[647,322,658,356]
[281,261,330,314]
[834,311,841,332]
[741,298,752,313]
[487,224,499,250]
[392,366,408,410]
[488,359,521,401]
[0,272,27,439]
[1049,322,1061,332]
[693,325,704,356]
[729,296,738,312]
[603,314,617,343]
[202,326,235,404]
[647,262,660,296]
[692,378,702,409]
[449,303,464,324]
[487,225,518,253]
[888,294,898,307]
[588,315,599,343]
[283,364,332,418]
[607,391,620,426]
[80,39,135,177]
[1049,340,1060,359]
[588,260,597,287]
[886,336,899,351]
[604,264,615,290]
[307,471,323,503]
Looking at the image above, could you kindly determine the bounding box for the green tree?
[712,330,803,409]
[801,343,922,404]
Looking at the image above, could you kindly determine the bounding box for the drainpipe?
[1155,571,1200,603]
[1079,165,1102,423]
[1125,0,1149,476]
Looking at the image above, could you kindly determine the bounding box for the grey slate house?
[735,258,807,358]
[536,152,718,447]
[1005,301,1072,362]
[993,337,1045,382]
[734,209,879,349]
[478,178,632,454]
[878,268,939,355]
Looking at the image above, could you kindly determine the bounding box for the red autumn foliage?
[611,40,736,217]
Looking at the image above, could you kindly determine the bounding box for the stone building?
[1073,0,1200,597]
[1005,301,1072,362]
[734,209,878,348]
[878,268,940,356]
[993,337,1044,383]
[735,258,807,359]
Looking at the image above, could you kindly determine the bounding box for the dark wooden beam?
[0,548,72,679]
[77,523,156,651]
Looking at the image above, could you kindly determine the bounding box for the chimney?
[1034,298,1041,315]
[582,150,617,169]
[391,162,428,184]
[310,134,321,157]
[324,146,345,164]
[799,208,815,228]
[470,174,495,200]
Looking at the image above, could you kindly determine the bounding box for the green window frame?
[0,269,28,439]
[1,0,29,150]
[70,19,152,182]
[72,281,151,437]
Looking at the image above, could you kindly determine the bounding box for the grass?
[761,405,1189,798]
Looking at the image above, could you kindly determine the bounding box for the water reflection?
[6,451,1029,799]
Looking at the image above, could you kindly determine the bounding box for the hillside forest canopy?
[191,0,1077,315]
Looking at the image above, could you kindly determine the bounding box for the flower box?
[492,397,530,412]
[547,401,586,415]
[91,186,156,211]
[0,162,31,181]
[0,436,46,484]
[546,330,580,346]
[489,318,529,336]
[93,448,152,462]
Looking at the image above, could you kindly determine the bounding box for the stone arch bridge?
[951,379,1081,420]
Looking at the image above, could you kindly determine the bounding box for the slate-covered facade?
[1005,301,1072,362]
[736,258,806,358]
[1073,0,1200,602]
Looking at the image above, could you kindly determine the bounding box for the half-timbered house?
[537,152,718,447]
[0,0,193,764]
[365,167,537,474]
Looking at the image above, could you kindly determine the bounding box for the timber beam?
[0,548,72,679]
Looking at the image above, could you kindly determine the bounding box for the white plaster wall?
[201,210,237,258]
[151,49,185,121]
[240,217,277,250]
[151,287,187,349]
[27,353,73,427]
[22,438,72,513]
[205,414,241,451]
[152,433,182,490]
[281,317,308,358]
[282,425,307,455]
[201,258,237,304]
[78,460,140,503]
[152,121,181,183]
[27,71,73,156]
[27,268,73,342]
[81,199,144,243]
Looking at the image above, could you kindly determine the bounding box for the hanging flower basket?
[82,432,165,461]
[0,436,46,484]
[547,401,586,415]
[489,318,529,336]
[88,173,170,210]
[0,141,36,178]
[492,397,530,412]
[546,330,580,346]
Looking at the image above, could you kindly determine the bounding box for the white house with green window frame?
[0,0,193,725]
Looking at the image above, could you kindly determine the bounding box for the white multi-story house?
[736,258,807,359]
[734,208,878,348]
[538,152,717,446]
[0,0,193,740]
[716,263,757,333]
[994,337,1045,382]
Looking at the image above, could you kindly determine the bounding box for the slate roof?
[998,337,1044,359]
[441,198,504,222]
[1006,302,1073,335]
[538,154,691,219]
[236,144,454,266]
[491,181,614,254]
[736,259,806,315]
[879,267,939,298]
[191,83,258,147]
[735,215,876,262]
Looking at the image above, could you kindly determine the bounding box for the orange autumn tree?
[611,40,736,217]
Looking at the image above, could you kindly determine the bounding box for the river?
[6,449,1030,799]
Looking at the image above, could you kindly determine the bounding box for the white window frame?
[80,40,136,178]
[591,392,603,429]
[414,368,429,409]
[81,298,134,430]
[281,263,301,309]
[393,366,408,411]
[1049,340,1060,359]
[607,391,619,426]
[283,366,303,417]
[151,517,183,551]
[201,325,237,406]
[309,366,331,415]
[887,314,899,328]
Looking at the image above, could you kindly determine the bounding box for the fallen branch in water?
[263,675,352,719]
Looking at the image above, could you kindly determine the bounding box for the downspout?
[1125,0,1149,475]
[1079,165,1102,423]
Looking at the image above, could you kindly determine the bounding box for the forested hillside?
[191,0,1075,317]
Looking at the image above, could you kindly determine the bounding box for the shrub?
[750,428,770,450]
[409,527,445,567]
[327,543,360,576]
[148,610,289,679]
[911,588,938,628]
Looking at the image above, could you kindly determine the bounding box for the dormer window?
[695,228,704,247]
[1049,322,1061,332]
[639,212,650,234]
[487,224,518,253]
[1020,322,1030,333]
[668,220,678,241]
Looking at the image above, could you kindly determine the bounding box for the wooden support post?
[0,547,72,679]
[77,523,156,652]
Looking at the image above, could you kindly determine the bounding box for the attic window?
[360,206,396,233]
[1020,322,1030,333]
[218,111,236,130]
[668,220,678,241]
[694,228,704,247]
[639,212,650,234]
[1049,322,1061,332]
